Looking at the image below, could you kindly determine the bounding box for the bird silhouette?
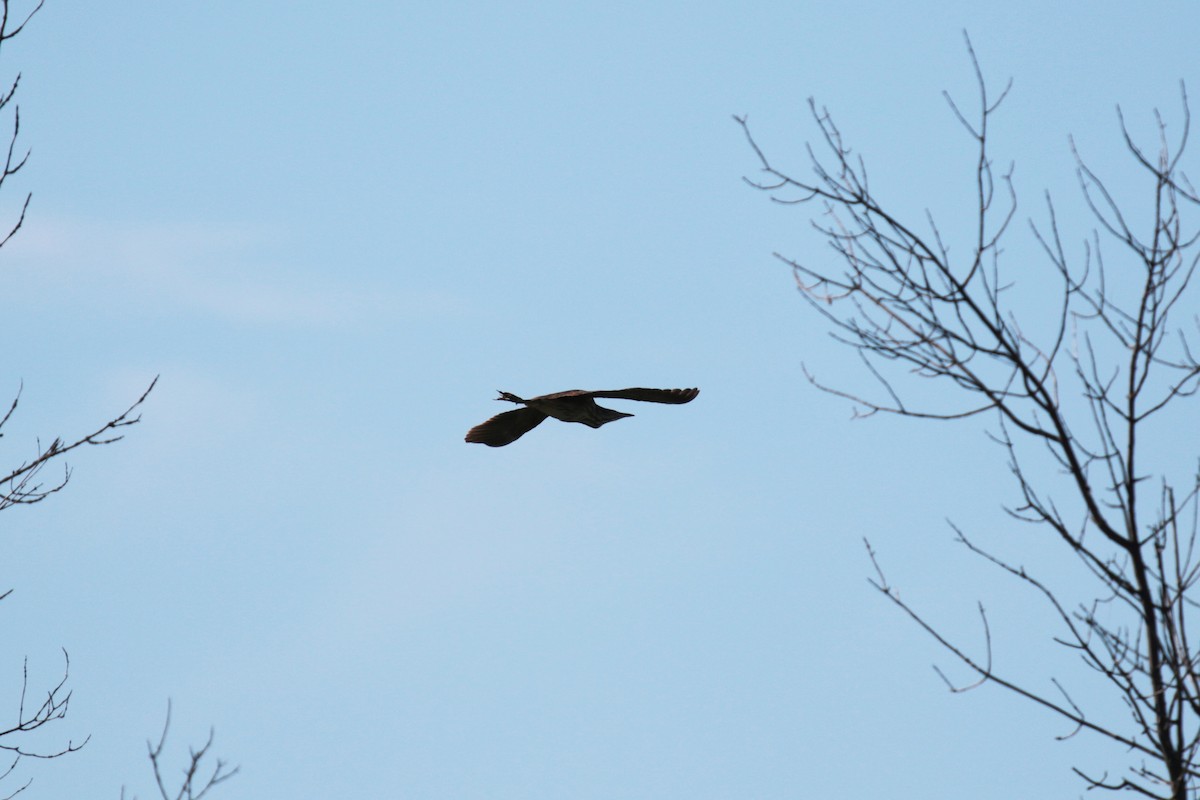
[465,387,699,447]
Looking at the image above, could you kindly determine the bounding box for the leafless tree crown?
[740,33,1200,800]
[0,3,234,797]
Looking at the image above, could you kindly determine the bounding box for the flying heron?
[465,387,699,447]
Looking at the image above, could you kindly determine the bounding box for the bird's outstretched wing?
[587,388,700,404]
[465,407,548,447]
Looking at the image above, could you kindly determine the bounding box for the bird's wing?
[528,389,588,401]
[465,407,548,447]
[587,388,700,404]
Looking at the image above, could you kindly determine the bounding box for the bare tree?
[0,375,157,794]
[0,0,152,790]
[738,33,1200,800]
[0,2,235,797]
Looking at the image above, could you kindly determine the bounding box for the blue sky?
[1,1,1197,797]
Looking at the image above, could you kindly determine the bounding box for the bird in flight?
[465,387,699,447]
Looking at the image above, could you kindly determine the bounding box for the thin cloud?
[5,215,468,326]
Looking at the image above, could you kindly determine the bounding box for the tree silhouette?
[0,2,235,796]
[740,34,1200,799]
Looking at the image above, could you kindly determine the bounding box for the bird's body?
[465,387,699,447]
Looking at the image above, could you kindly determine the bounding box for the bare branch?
[743,35,1200,799]
[0,377,158,510]
[136,701,239,800]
